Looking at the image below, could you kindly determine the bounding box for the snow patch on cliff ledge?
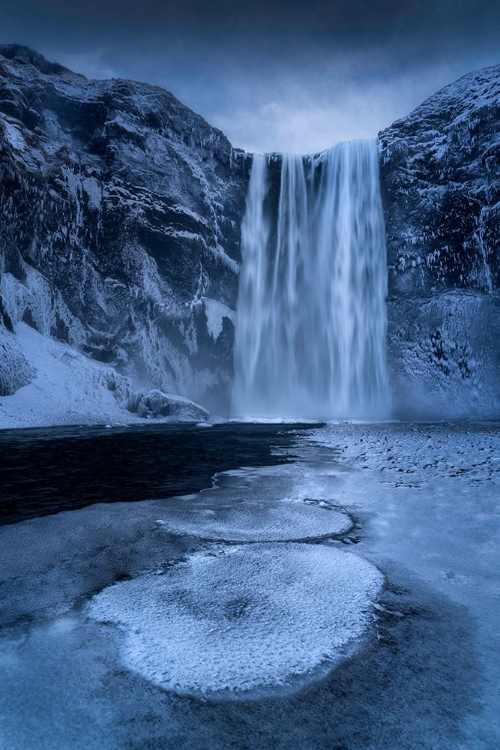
[0,323,208,429]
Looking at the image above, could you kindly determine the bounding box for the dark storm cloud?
[5,0,418,29]
[3,0,500,38]
[1,1,500,151]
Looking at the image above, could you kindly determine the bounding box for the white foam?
[232,142,389,420]
[88,544,382,697]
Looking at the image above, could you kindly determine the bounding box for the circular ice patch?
[88,544,382,697]
[155,497,352,542]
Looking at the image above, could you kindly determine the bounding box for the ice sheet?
[155,463,352,541]
[1,421,498,748]
[88,543,382,696]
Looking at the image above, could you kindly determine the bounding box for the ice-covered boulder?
[130,389,209,421]
[0,323,34,396]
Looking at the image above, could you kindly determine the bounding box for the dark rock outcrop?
[379,66,500,417]
[0,44,250,415]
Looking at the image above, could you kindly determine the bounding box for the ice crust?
[202,297,235,342]
[157,498,350,541]
[155,464,352,541]
[88,544,382,696]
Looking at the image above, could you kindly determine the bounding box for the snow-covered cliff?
[0,44,249,422]
[379,66,500,417]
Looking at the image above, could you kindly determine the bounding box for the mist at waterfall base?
[232,139,389,422]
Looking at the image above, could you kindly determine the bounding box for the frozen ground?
[0,421,499,748]
[309,421,500,748]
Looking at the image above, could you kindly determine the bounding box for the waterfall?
[232,139,389,420]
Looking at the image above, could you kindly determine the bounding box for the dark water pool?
[0,422,317,525]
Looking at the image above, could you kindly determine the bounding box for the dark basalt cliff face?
[0,45,249,414]
[379,66,500,417]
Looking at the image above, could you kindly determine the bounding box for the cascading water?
[232,139,389,420]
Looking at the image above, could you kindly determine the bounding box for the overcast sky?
[1,1,500,153]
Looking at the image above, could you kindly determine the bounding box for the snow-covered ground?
[0,421,498,748]
[0,324,207,428]
[308,421,500,748]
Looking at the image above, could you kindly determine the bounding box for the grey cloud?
[2,0,500,37]
[1,1,500,152]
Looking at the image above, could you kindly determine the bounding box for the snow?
[0,421,498,747]
[88,544,382,697]
[0,323,135,429]
[0,323,207,428]
[2,119,26,152]
[202,296,235,341]
[0,268,86,346]
[307,421,500,747]
[81,175,102,211]
[209,243,240,273]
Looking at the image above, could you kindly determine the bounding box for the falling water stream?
[232,139,389,420]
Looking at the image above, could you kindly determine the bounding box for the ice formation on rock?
[0,44,249,420]
[379,65,500,417]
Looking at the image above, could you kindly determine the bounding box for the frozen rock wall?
[0,44,249,415]
[379,65,500,417]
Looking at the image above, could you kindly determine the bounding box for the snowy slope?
[0,323,208,428]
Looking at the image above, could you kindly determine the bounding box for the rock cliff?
[1,45,500,422]
[379,66,500,417]
[0,44,249,418]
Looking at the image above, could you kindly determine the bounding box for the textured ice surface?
[387,292,500,419]
[156,498,350,541]
[307,421,500,747]
[88,544,382,697]
[154,463,352,541]
[1,422,498,748]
